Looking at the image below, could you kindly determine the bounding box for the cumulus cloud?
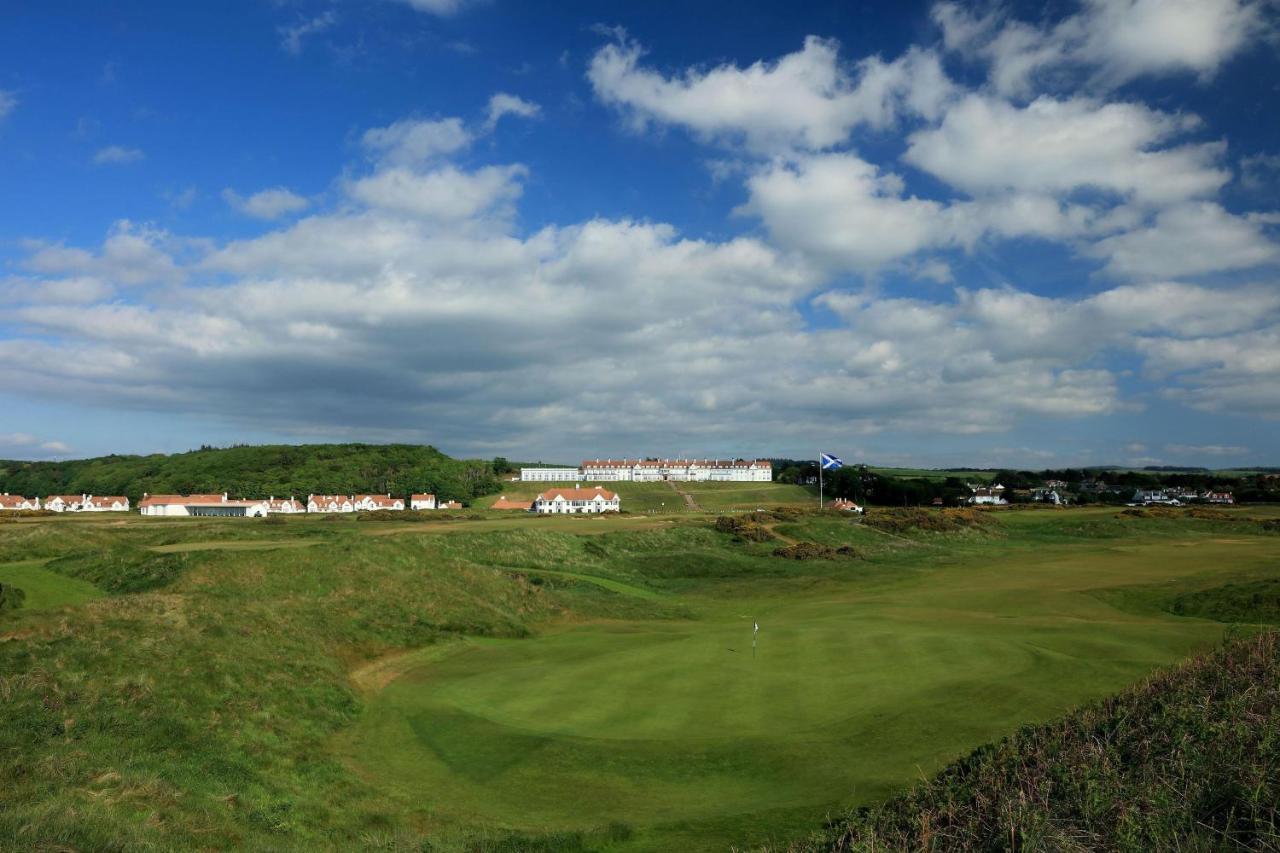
[222,187,311,220]
[1087,203,1279,279]
[93,145,145,165]
[484,92,540,129]
[934,0,1264,95]
[22,221,182,286]
[394,0,477,15]
[588,34,956,153]
[344,164,526,222]
[361,117,473,166]
[1165,443,1249,456]
[904,94,1229,205]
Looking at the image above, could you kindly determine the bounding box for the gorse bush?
[863,507,994,535]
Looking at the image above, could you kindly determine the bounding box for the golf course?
[1,496,1278,850]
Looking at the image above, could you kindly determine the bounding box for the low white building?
[968,484,1008,506]
[307,494,354,513]
[43,494,84,512]
[410,493,437,510]
[84,495,129,512]
[139,493,269,517]
[354,494,404,511]
[1133,489,1180,505]
[519,467,581,482]
[0,493,40,511]
[533,485,620,514]
[264,497,305,514]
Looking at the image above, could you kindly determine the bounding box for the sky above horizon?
[1,0,1279,469]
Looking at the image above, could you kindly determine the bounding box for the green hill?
[0,443,503,504]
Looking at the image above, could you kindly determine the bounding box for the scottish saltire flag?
[820,452,843,470]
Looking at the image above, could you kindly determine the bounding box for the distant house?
[437,500,462,510]
[353,494,404,512]
[0,493,40,511]
[1205,491,1234,505]
[491,496,534,511]
[968,484,1007,506]
[82,495,129,512]
[410,493,436,510]
[263,497,304,514]
[1133,489,1180,506]
[43,494,84,512]
[829,498,864,513]
[139,493,269,517]
[1044,479,1069,490]
[1031,488,1063,505]
[307,494,354,513]
[533,485,620,514]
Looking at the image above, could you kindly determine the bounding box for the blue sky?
[1,0,1278,468]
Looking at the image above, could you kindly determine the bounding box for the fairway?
[339,517,1267,851]
[0,559,104,610]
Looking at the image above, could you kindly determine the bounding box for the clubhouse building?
[522,458,772,483]
[532,486,620,514]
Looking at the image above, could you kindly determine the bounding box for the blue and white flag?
[820,452,843,470]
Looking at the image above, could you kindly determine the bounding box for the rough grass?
[1172,579,1280,625]
[862,507,995,535]
[785,631,1280,853]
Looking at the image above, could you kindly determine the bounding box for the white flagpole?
[819,452,824,509]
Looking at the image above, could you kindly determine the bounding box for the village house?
[353,494,404,512]
[829,498,864,513]
[83,495,130,512]
[410,493,437,510]
[1133,489,1180,505]
[43,494,84,512]
[437,500,462,510]
[1031,488,1063,505]
[491,496,534,511]
[307,494,355,513]
[1205,491,1235,505]
[0,493,40,511]
[263,497,305,513]
[968,484,1007,506]
[532,485,620,514]
[139,493,269,517]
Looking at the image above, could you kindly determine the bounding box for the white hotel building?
[521,459,772,483]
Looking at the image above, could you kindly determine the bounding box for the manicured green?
[0,506,1276,851]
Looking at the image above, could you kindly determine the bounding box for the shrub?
[0,582,25,610]
[863,507,994,534]
[713,516,775,542]
[772,543,862,560]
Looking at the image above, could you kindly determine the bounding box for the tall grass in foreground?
[781,631,1280,852]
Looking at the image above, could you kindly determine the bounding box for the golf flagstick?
[753,620,758,659]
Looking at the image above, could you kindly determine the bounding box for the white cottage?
[533,485,620,514]
[354,494,404,511]
[307,494,355,513]
[0,493,40,511]
[410,493,437,510]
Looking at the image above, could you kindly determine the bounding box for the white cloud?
[933,0,1264,95]
[344,164,526,222]
[93,145,145,165]
[740,153,1102,272]
[485,92,540,129]
[0,89,16,122]
[23,221,182,286]
[394,0,476,15]
[361,117,472,166]
[1087,202,1279,279]
[222,187,311,220]
[905,94,1229,205]
[588,34,955,154]
[1165,443,1249,456]
[278,11,337,56]
[0,433,72,459]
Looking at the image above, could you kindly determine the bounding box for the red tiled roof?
[581,458,769,469]
[0,494,33,508]
[537,487,619,501]
[84,496,128,509]
[411,493,435,501]
[356,494,402,508]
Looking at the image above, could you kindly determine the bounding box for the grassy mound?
[794,631,1280,852]
[863,507,994,535]
[1172,579,1280,625]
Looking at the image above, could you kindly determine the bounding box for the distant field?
[1,506,1276,851]
[867,467,997,482]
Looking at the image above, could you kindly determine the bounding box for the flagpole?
[819,452,823,509]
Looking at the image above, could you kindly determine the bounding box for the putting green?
[340,531,1269,850]
[0,560,103,610]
